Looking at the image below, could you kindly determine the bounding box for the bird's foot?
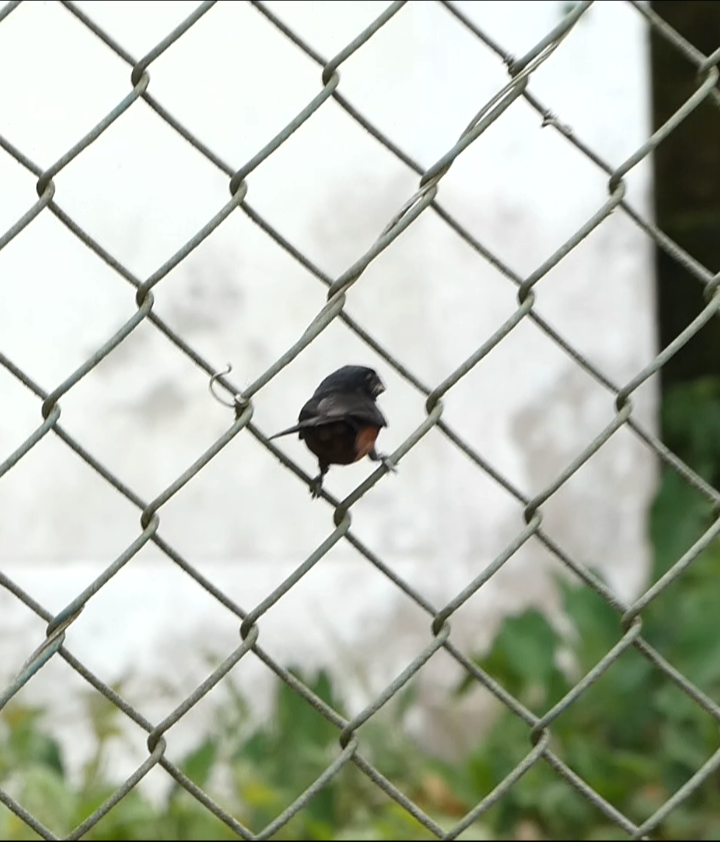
[378,453,398,474]
[309,469,328,499]
[368,447,397,474]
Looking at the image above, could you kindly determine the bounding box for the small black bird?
[269,365,391,498]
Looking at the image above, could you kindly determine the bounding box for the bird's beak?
[374,379,386,397]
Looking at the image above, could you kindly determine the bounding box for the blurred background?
[1,1,719,839]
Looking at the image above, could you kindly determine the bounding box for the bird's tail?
[267,422,305,440]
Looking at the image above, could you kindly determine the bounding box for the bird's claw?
[379,454,397,474]
[309,472,326,499]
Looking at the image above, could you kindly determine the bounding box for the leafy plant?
[0,669,465,840]
[450,377,720,840]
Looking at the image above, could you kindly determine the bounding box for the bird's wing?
[304,391,387,428]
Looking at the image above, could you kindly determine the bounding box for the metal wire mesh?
[1,0,719,838]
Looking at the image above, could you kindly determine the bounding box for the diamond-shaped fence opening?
[1,0,720,839]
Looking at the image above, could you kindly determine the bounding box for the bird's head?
[314,365,385,399]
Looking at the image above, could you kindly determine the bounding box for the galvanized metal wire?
[1,1,720,839]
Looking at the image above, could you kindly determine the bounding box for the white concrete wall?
[0,0,656,779]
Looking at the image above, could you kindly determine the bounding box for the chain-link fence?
[1,0,720,838]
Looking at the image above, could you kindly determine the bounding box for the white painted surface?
[0,0,656,782]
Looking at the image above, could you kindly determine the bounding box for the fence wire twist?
[1,0,719,839]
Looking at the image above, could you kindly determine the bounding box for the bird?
[269,365,392,498]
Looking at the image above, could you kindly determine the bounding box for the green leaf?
[472,609,564,706]
[85,789,161,841]
[662,377,720,481]
[559,577,621,669]
[4,708,64,778]
[177,738,218,790]
[18,766,77,835]
[276,668,340,751]
[649,468,714,579]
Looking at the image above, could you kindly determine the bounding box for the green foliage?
[0,670,454,841]
[2,378,720,840]
[449,378,720,840]
[661,377,720,487]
